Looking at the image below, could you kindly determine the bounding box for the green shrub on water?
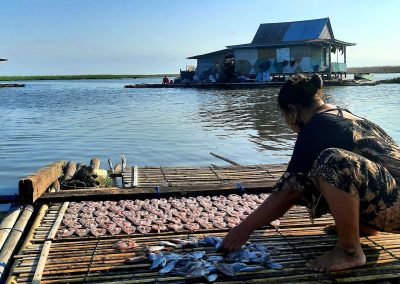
[379,77,400,84]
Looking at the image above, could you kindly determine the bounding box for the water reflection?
[196,88,296,153]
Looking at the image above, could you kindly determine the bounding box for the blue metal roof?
[252,18,333,45]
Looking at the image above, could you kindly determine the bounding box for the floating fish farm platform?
[0,83,25,88]
[2,161,400,283]
[124,80,379,89]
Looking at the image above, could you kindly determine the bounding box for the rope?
[273,226,338,283]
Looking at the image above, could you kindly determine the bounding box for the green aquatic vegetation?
[379,77,400,84]
[0,74,178,81]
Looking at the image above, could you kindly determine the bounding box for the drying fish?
[147,245,165,252]
[186,265,207,278]
[206,255,224,262]
[191,250,206,260]
[112,239,138,251]
[149,253,167,269]
[215,262,236,276]
[125,255,147,264]
[138,236,282,282]
[159,241,179,248]
[137,226,152,234]
[151,224,167,232]
[75,228,90,237]
[61,193,279,238]
[91,226,107,237]
[58,228,75,238]
[120,225,136,235]
[159,260,177,274]
[206,274,218,282]
[184,223,200,231]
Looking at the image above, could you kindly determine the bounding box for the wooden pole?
[132,165,138,187]
[210,152,241,166]
[328,43,332,79]
[0,205,34,281]
[0,206,23,252]
[344,45,347,78]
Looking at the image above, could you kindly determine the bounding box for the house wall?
[195,52,225,78]
[233,45,326,75]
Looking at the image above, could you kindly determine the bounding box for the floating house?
[188,18,355,81]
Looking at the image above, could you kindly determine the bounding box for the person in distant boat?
[162,75,169,84]
[222,73,400,272]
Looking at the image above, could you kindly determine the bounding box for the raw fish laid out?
[124,235,282,282]
[58,193,279,238]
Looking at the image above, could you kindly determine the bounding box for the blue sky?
[0,0,399,75]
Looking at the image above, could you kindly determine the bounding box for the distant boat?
[354,73,374,81]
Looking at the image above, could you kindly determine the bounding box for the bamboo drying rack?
[3,161,400,283]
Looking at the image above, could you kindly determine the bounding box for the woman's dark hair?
[278,74,323,111]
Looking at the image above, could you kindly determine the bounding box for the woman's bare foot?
[307,245,366,272]
[323,224,337,235]
[323,224,379,236]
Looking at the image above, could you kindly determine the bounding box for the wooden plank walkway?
[6,199,400,283]
[119,164,284,188]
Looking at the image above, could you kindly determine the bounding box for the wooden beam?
[40,181,277,202]
[19,160,66,203]
[210,152,241,166]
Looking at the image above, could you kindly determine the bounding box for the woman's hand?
[221,222,253,251]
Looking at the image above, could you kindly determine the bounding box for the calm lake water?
[1,74,399,208]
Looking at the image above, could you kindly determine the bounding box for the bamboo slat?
[47,202,69,240]
[31,240,51,284]
[6,199,400,283]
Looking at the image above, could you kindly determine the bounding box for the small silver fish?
[215,262,235,277]
[147,245,165,252]
[186,265,207,278]
[199,236,222,246]
[125,256,147,264]
[159,260,177,274]
[159,241,179,248]
[206,274,218,282]
[191,251,206,260]
[150,254,166,269]
[206,255,224,262]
